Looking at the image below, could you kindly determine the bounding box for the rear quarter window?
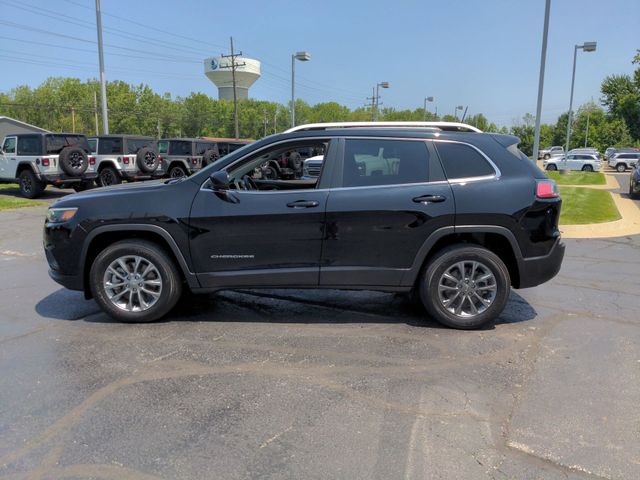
[434,142,495,179]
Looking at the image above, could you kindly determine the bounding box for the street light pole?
[532,0,551,162]
[95,0,108,134]
[565,41,597,155]
[290,51,311,128]
[423,96,434,121]
[374,82,389,121]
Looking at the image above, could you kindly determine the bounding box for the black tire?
[581,165,593,172]
[90,240,182,322]
[544,154,550,159]
[98,166,122,187]
[72,180,93,192]
[616,163,626,173]
[59,146,88,176]
[169,164,188,178]
[18,169,45,199]
[546,164,557,171]
[201,149,219,168]
[419,244,511,330]
[630,183,639,200]
[136,147,159,174]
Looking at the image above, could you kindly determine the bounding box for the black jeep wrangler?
[44,123,564,329]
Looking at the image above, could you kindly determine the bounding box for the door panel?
[321,183,454,286]
[189,188,328,289]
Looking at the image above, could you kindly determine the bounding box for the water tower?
[204,57,261,100]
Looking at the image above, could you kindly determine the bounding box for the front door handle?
[286,200,319,208]
[412,194,446,204]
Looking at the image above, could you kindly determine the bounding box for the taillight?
[123,156,130,164]
[42,157,50,166]
[536,179,559,199]
[158,155,163,163]
[89,156,96,165]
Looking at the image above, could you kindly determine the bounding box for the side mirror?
[210,170,229,191]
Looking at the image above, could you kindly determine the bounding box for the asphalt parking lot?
[1,200,639,479]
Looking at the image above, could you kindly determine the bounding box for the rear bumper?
[38,172,98,184]
[119,169,165,180]
[517,237,565,289]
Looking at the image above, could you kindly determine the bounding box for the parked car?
[89,135,162,187]
[158,138,252,178]
[608,152,640,172]
[44,122,564,330]
[538,145,564,159]
[605,147,639,162]
[0,133,95,198]
[629,164,640,199]
[302,155,324,179]
[568,147,601,159]
[543,153,602,172]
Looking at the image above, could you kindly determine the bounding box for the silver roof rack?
[285,121,482,133]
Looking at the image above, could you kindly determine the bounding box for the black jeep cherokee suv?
[44,125,564,329]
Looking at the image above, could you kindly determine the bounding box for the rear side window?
[98,137,123,155]
[195,142,216,155]
[17,136,41,155]
[88,138,97,154]
[342,139,429,187]
[126,139,154,154]
[169,141,192,156]
[435,142,495,180]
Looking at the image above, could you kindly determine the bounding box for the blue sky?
[0,0,638,126]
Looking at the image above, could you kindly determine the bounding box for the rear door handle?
[286,200,319,208]
[412,194,446,204]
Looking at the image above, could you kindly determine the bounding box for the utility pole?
[219,37,245,139]
[532,0,551,162]
[585,109,590,147]
[366,88,376,121]
[95,0,109,134]
[274,109,278,134]
[461,106,468,122]
[93,90,99,135]
[71,107,76,133]
[263,109,268,137]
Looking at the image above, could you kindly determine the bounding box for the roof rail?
[285,121,482,134]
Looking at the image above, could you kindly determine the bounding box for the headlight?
[47,207,78,223]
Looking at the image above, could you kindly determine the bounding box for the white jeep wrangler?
[0,133,95,198]
[89,135,162,187]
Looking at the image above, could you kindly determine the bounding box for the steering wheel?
[241,174,257,190]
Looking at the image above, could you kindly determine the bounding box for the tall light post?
[95,0,108,134]
[290,51,311,128]
[374,82,390,120]
[423,96,434,121]
[532,0,551,162]
[454,105,463,120]
[565,41,596,154]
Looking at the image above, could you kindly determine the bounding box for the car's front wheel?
[18,169,45,199]
[90,240,182,322]
[169,165,188,178]
[419,245,510,329]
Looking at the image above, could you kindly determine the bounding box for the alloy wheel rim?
[437,260,497,318]
[101,171,114,185]
[171,168,185,178]
[22,176,32,192]
[103,255,163,312]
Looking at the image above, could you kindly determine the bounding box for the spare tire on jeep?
[136,147,159,173]
[201,148,219,168]
[59,146,88,176]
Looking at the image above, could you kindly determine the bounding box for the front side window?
[435,142,495,180]
[98,138,123,155]
[17,136,41,155]
[341,139,429,187]
[2,137,16,154]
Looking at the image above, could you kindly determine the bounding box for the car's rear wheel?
[72,180,93,192]
[544,154,550,159]
[616,163,626,172]
[582,165,593,172]
[169,165,188,178]
[419,245,510,329]
[18,169,45,199]
[98,167,121,187]
[546,164,557,171]
[90,240,182,322]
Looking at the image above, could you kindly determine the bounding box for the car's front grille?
[307,166,322,176]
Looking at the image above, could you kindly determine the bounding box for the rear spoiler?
[489,133,520,148]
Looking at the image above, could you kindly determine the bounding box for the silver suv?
[0,133,95,198]
[543,153,602,172]
[89,135,162,187]
[608,152,640,172]
[538,145,564,159]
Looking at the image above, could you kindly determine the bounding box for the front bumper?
[48,268,83,291]
[517,237,565,289]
